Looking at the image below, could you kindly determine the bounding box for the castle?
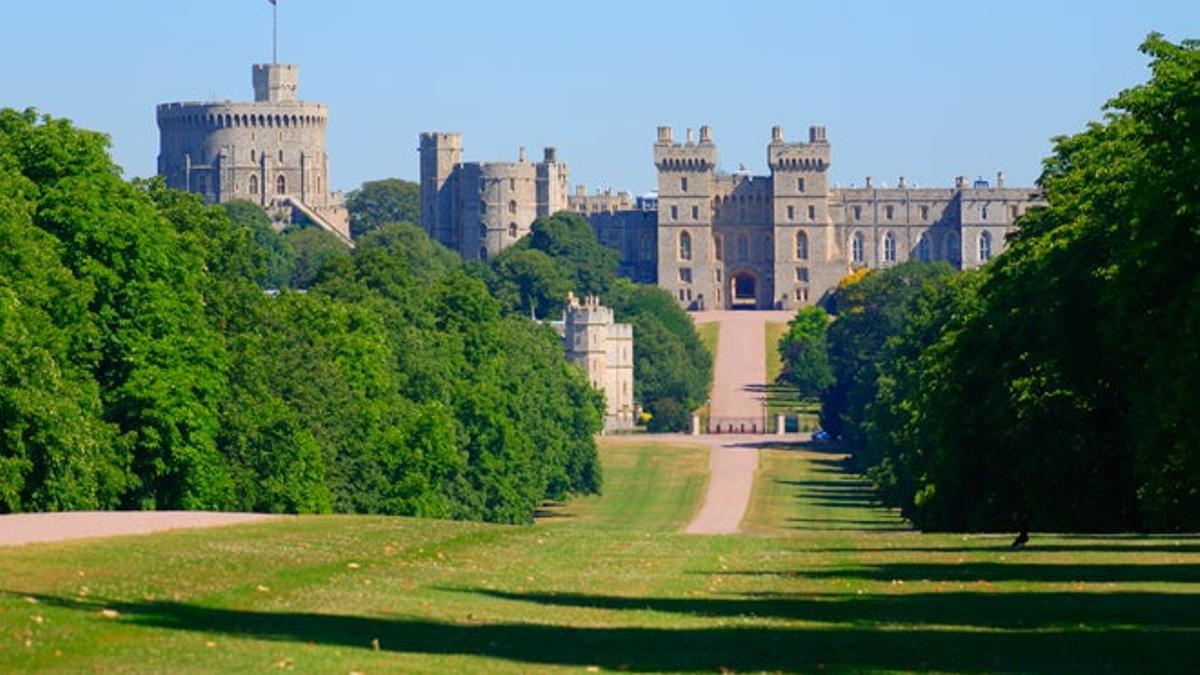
[157,63,351,245]
[553,293,635,432]
[424,125,1043,309]
[419,133,569,260]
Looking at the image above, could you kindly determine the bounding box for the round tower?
[156,63,349,242]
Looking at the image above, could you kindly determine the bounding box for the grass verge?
[2,440,1199,673]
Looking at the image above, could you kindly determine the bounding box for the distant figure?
[1011,530,1029,548]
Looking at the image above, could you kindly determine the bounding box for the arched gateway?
[730,271,758,309]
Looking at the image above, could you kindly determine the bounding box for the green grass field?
[2,439,1199,673]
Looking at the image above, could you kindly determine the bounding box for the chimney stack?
[657,126,673,143]
[771,125,783,142]
[699,125,712,143]
[865,176,874,189]
[518,146,527,162]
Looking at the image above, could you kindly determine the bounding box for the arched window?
[851,231,864,263]
[508,222,518,237]
[917,234,931,262]
[714,236,724,261]
[883,231,897,262]
[249,175,259,195]
[479,224,488,240]
[795,231,808,260]
[276,175,286,195]
[479,201,487,215]
[508,200,517,215]
[679,230,692,261]
[979,231,992,262]
[737,234,749,261]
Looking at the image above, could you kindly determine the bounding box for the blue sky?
[2,1,1195,193]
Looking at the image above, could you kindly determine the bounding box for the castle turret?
[419,132,463,250]
[655,124,718,310]
[769,125,833,308]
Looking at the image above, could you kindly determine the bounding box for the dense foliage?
[814,36,1200,532]
[776,306,834,399]
[345,178,421,238]
[484,212,712,431]
[0,110,601,521]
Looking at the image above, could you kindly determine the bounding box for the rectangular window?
[1010,204,1019,220]
[787,205,795,220]
[885,205,894,220]
[853,205,862,220]
[679,267,692,284]
[797,287,809,302]
[796,267,809,283]
[808,205,816,220]
[920,205,929,220]
[692,205,699,220]
[670,205,678,220]
[797,177,805,192]
[681,177,688,192]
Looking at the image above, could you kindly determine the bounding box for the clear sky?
[2,1,1195,194]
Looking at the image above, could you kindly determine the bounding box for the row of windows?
[478,223,523,239]
[249,149,287,164]
[785,205,817,222]
[847,230,992,263]
[245,174,287,196]
[480,178,520,192]
[848,204,1020,222]
[678,231,810,262]
[480,200,520,215]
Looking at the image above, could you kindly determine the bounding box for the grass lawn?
[2,438,1199,673]
[696,321,720,424]
[764,321,787,383]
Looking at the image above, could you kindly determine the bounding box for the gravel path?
[0,511,282,547]
[683,310,796,534]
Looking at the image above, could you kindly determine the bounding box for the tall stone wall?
[585,124,1044,311]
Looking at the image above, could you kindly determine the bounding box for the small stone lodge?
[550,293,635,432]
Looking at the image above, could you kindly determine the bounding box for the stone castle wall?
[592,125,1043,310]
[420,135,568,261]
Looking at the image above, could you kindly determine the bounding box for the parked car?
[811,429,832,442]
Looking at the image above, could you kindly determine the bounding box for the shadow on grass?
[466,587,1200,630]
[8,589,1199,673]
[715,561,1200,584]
[801,541,1200,554]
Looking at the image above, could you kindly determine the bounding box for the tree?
[490,247,573,319]
[345,178,420,238]
[777,306,833,398]
[221,199,295,289]
[284,226,351,288]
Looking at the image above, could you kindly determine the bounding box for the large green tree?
[345,178,421,238]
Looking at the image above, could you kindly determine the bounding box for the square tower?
[769,125,835,308]
[252,63,299,103]
[655,125,718,310]
[419,132,464,251]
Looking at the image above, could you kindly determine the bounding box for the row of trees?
[479,212,714,431]
[0,109,601,520]
[790,36,1198,532]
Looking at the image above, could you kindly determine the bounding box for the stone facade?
[593,125,1044,310]
[157,63,351,244]
[419,134,569,261]
[556,293,635,432]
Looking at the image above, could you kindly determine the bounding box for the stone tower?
[562,293,634,431]
[419,132,463,251]
[419,133,570,261]
[768,125,834,305]
[157,63,350,245]
[655,125,718,309]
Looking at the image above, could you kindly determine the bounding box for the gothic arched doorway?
[730,271,758,309]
